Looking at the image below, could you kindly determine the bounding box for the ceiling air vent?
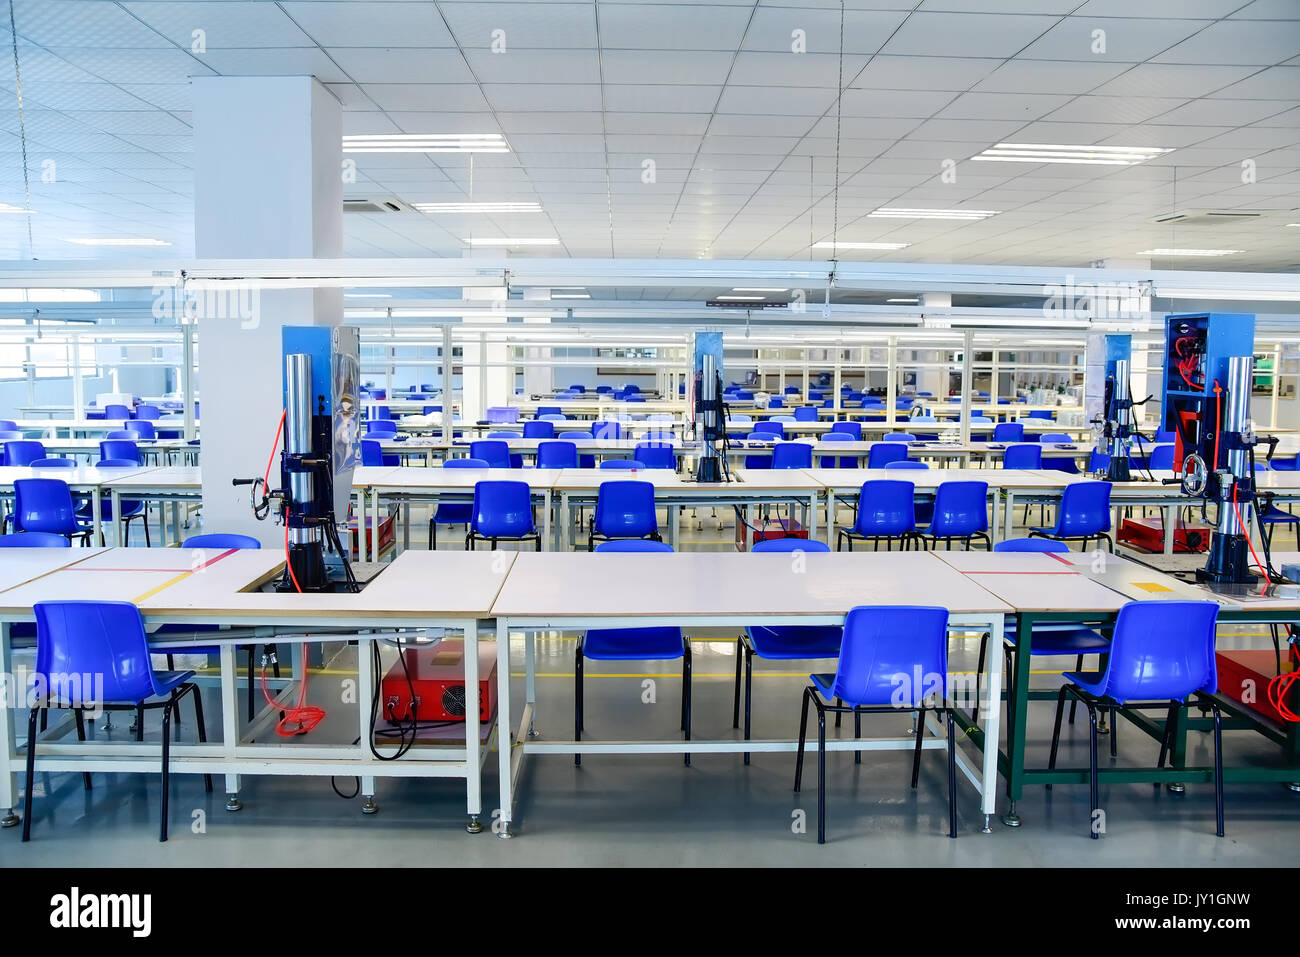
[343,197,412,214]
[1151,210,1268,226]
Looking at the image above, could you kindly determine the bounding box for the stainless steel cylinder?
[1222,355,1254,534]
[284,352,319,546]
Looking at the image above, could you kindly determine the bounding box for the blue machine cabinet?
[1160,312,1255,471]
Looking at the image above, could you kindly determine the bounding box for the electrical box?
[380,639,498,724]
[1161,313,1255,471]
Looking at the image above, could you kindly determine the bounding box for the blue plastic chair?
[361,438,398,468]
[1038,433,1081,474]
[794,406,818,421]
[104,403,132,420]
[1259,499,1300,550]
[183,533,260,549]
[467,480,539,550]
[591,421,622,441]
[1048,600,1224,838]
[80,459,149,546]
[105,429,136,440]
[885,460,929,470]
[833,421,862,441]
[590,479,659,549]
[752,421,785,439]
[808,390,823,401]
[599,459,646,470]
[5,439,46,467]
[13,480,91,544]
[916,481,990,550]
[634,442,676,470]
[23,600,210,842]
[733,538,840,762]
[993,422,1024,443]
[1002,444,1042,469]
[838,479,916,551]
[30,458,75,468]
[883,432,916,442]
[99,439,141,464]
[429,458,490,549]
[1030,480,1112,551]
[366,421,399,439]
[125,420,156,440]
[1147,444,1175,471]
[795,605,957,843]
[135,404,161,420]
[579,540,690,765]
[0,418,17,431]
[536,440,578,470]
[469,439,511,469]
[1027,410,1054,420]
[522,420,555,440]
[537,406,562,417]
[0,430,23,445]
[771,442,812,469]
[742,433,776,470]
[372,406,394,420]
[0,531,68,547]
[819,432,858,468]
[867,442,909,469]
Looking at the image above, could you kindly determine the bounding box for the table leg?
[496,618,514,838]
[91,487,103,547]
[990,492,1001,545]
[355,488,368,563]
[1002,612,1033,827]
[1004,490,1015,540]
[1164,503,1176,555]
[541,490,552,552]
[0,624,18,824]
[110,488,122,547]
[219,643,242,811]
[401,502,409,554]
[806,491,818,540]
[371,488,382,562]
[979,613,1004,832]
[170,501,180,544]
[464,621,482,832]
[824,491,836,547]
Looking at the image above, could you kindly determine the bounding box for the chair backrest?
[591,421,622,440]
[470,439,512,468]
[771,441,812,469]
[992,422,1024,443]
[135,404,162,420]
[595,385,613,394]
[31,457,76,468]
[1055,481,1112,535]
[793,406,818,421]
[833,421,862,441]
[0,531,69,547]
[471,480,535,537]
[182,533,261,549]
[1148,444,1176,470]
[752,421,784,438]
[1038,432,1072,443]
[104,403,132,420]
[486,406,521,424]
[536,440,579,469]
[929,481,989,536]
[104,429,136,440]
[995,537,1067,553]
[1154,429,1175,443]
[854,479,916,535]
[522,421,555,439]
[969,416,994,425]
[831,606,951,707]
[124,420,156,439]
[867,442,909,469]
[0,430,23,441]
[595,539,672,553]
[99,439,141,464]
[595,479,658,538]
[445,457,490,470]
[538,413,569,422]
[97,458,139,469]
[14,478,78,536]
[885,460,929,470]
[624,393,646,402]
[486,429,521,440]
[360,439,385,467]
[1096,601,1220,702]
[751,537,830,553]
[569,384,586,394]
[537,406,562,417]
[559,430,593,441]
[0,419,16,431]
[34,601,163,705]
[1088,449,1111,472]
[634,442,676,470]
[883,432,916,442]
[1027,410,1054,419]
[5,439,46,467]
[772,414,796,423]
[599,459,646,470]
[1002,443,1042,469]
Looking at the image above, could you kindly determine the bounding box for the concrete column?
[522,289,552,398]
[192,76,342,544]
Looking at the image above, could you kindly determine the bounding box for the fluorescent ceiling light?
[1159,288,1300,302]
[464,237,558,246]
[716,295,765,301]
[972,143,1171,166]
[869,208,999,221]
[887,298,919,303]
[343,133,509,154]
[1138,248,1240,257]
[551,293,590,299]
[732,287,788,292]
[0,288,100,302]
[1287,223,1300,227]
[344,293,391,298]
[415,202,541,213]
[64,237,170,246]
[812,241,911,251]
[0,202,33,214]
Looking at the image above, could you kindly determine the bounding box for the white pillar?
[460,285,508,423]
[192,76,342,544]
[522,289,552,399]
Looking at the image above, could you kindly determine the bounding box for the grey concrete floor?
[5,502,1299,866]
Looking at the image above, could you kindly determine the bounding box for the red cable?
[264,408,286,491]
[1267,670,1299,722]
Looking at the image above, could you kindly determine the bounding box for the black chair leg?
[160,699,175,842]
[74,710,92,790]
[742,644,753,765]
[794,686,811,792]
[1068,654,1084,724]
[1046,684,1069,788]
[1157,702,1179,772]
[1210,700,1224,837]
[574,641,583,767]
[136,704,145,742]
[834,697,842,729]
[853,709,861,765]
[21,706,39,842]
[191,685,213,793]
[947,708,958,838]
[731,635,742,730]
[1110,707,1118,758]
[682,643,692,767]
[1085,697,1100,839]
[911,707,926,787]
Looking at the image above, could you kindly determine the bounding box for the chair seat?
[1259,506,1299,525]
[583,627,684,660]
[151,669,197,697]
[746,626,842,659]
[1005,625,1109,654]
[809,672,838,700]
[433,503,473,523]
[76,500,143,521]
[1028,526,1102,539]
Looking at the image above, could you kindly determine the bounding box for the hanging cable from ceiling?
[7,0,32,257]
[829,0,846,264]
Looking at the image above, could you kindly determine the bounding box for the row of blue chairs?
[4,472,150,545]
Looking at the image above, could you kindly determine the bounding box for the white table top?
[490,551,1011,619]
[804,467,1071,491]
[0,547,104,592]
[100,465,202,491]
[0,464,156,489]
[369,466,563,492]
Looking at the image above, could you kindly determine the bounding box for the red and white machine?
[380,638,497,723]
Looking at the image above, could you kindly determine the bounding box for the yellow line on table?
[131,570,193,604]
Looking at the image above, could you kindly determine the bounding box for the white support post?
[886,336,897,427]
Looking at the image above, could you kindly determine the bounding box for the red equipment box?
[348,512,395,558]
[736,518,808,551]
[380,638,498,723]
[1215,649,1299,725]
[1117,515,1211,553]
